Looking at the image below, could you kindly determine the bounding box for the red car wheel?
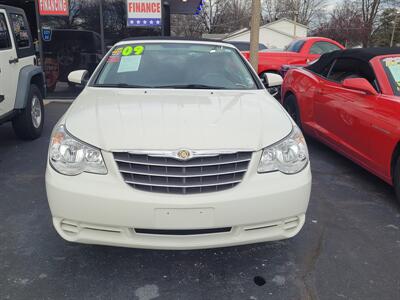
[284,94,302,129]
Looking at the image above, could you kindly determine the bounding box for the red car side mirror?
[342,78,378,96]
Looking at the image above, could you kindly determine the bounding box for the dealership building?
[0,0,203,97]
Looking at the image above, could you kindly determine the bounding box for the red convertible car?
[281,48,400,201]
[242,37,344,76]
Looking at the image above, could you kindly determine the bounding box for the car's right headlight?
[258,126,308,174]
[49,125,107,176]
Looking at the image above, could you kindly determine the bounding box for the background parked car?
[227,41,268,52]
[280,64,308,78]
[281,48,400,202]
[0,4,45,140]
[242,37,344,77]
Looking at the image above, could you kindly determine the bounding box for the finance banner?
[39,0,69,16]
[127,0,162,27]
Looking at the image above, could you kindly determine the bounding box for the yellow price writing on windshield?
[134,45,144,55]
[122,45,145,56]
[122,46,133,56]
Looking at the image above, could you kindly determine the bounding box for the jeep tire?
[12,84,44,140]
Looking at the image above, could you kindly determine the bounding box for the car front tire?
[12,84,44,140]
[284,94,302,129]
[393,157,400,204]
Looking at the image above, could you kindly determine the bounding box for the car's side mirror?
[68,70,89,85]
[261,73,283,88]
[342,78,378,96]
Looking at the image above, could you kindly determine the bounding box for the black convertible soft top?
[307,47,400,74]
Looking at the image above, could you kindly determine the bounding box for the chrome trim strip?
[115,158,251,168]
[125,179,242,188]
[114,149,255,158]
[118,167,248,178]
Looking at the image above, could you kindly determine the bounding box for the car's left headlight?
[49,125,107,176]
[258,126,308,174]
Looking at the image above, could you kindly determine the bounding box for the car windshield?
[94,42,258,90]
[286,40,306,53]
[381,56,400,96]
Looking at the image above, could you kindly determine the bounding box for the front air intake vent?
[134,228,232,235]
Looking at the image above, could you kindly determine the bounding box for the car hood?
[65,88,292,152]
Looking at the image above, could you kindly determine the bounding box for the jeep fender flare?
[14,65,46,110]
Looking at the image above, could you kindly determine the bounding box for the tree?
[218,0,252,33]
[262,0,327,26]
[312,1,364,47]
[359,0,383,46]
[171,14,206,37]
[313,0,397,47]
[198,0,251,34]
[372,8,400,46]
[171,0,252,37]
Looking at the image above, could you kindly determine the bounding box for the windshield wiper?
[153,84,227,90]
[94,83,151,88]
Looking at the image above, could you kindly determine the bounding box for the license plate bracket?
[154,208,214,229]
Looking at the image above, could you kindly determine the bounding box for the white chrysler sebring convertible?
[45,38,311,250]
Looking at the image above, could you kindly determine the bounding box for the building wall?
[267,20,307,38]
[225,28,295,49]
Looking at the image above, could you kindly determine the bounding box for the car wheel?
[393,157,400,203]
[12,84,44,140]
[284,94,302,129]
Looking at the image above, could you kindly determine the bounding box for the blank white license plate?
[154,208,215,229]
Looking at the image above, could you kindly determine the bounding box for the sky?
[325,0,341,12]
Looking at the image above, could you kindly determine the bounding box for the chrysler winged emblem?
[177,149,191,160]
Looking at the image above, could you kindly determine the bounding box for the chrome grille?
[114,151,252,194]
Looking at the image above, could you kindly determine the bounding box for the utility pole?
[293,0,300,38]
[249,0,261,72]
[99,0,106,55]
[162,1,171,36]
[390,11,399,47]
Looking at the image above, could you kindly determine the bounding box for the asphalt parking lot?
[0,102,399,300]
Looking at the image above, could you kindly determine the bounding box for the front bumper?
[46,151,312,250]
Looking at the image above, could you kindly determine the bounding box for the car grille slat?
[117,164,249,178]
[114,151,252,194]
[113,157,252,168]
[125,178,243,188]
